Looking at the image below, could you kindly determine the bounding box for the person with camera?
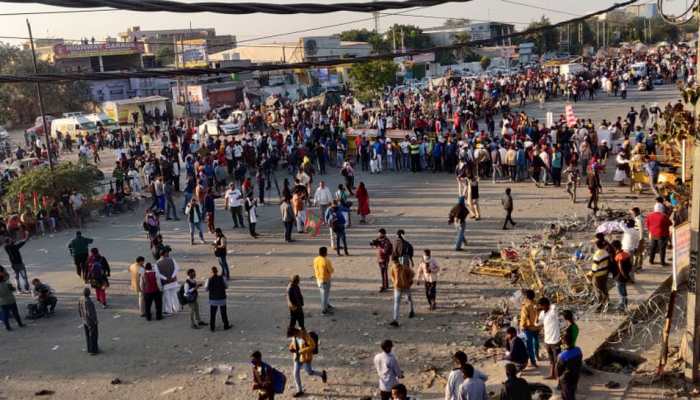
[370,228,393,292]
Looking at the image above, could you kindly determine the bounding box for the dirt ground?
[0,86,682,400]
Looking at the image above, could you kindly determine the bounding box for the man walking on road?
[313,247,334,315]
[78,287,99,355]
[68,231,93,282]
[389,258,415,327]
[4,236,30,293]
[287,274,305,329]
[128,256,146,316]
[501,188,516,230]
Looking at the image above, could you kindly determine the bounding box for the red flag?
[32,192,39,210]
[42,195,48,209]
[18,192,25,209]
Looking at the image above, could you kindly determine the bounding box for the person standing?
[213,228,230,280]
[416,249,440,310]
[611,240,632,312]
[519,289,539,369]
[4,236,29,293]
[328,202,349,256]
[371,228,393,292]
[389,258,415,327]
[78,287,99,355]
[313,181,333,222]
[288,327,327,397]
[631,207,645,271]
[356,182,371,224]
[645,205,672,266]
[591,240,611,312]
[0,269,24,331]
[313,246,334,315]
[458,364,488,400]
[156,246,180,315]
[281,196,295,243]
[68,231,93,281]
[87,248,110,308]
[392,230,414,268]
[556,334,582,400]
[184,268,207,329]
[246,194,260,238]
[374,339,402,400]
[537,297,561,380]
[128,256,146,317]
[164,179,179,221]
[501,188,516,230]
[287,274,305,329]
[562,310,579,347]
[225,183,245,229]
[139,262,163,321]
[449,197,469,251]
[185,198,206,245]
[205,266,232,331]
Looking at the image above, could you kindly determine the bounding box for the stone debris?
[160,386,184,396]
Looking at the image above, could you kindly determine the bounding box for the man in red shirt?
[645,208,672,266]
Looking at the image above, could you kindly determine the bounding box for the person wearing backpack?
[139,262,163,321]
[205,266,231,331]
[389,258,415,327]
[287,327,328,397]
[392,230,414,268]
[251,350,281,400]
[87,248,110,308]
[327,201,349,256]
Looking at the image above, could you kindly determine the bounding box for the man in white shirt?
[621,219,640,254]
[444,351,488,400]
[224,183,245,228]
[537,297,561,380]
[313,181,333,221]
[373,340,402,400]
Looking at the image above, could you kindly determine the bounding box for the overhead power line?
[0,7,113,15]
[0,0,473,15]
[0,0,639,83]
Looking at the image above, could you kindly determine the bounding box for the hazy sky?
[0,0,674,45]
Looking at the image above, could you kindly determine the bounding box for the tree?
[5,162,102,206]
[524,16,558,55]
[348,60,398,102]
[339,29,389,53]
[156,46,175,66]
[479,56,492,71]
[453,31,473,62]
[0,43,91,126]
[650,16,680,43]
[384,24,432,50]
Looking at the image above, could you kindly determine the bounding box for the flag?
[32,192,39,210]
[304,209,321,237]
[42,195,48,209]
[565,104,577,128]
[18,192,25,209]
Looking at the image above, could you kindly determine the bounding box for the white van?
[86,113,120,133]
[197,119,240,137]
[630,62,648,78]
[50,115,98,140]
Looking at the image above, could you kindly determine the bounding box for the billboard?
[179,39,209,68]
[53,42,144,59]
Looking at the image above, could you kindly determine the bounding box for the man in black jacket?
[499,363,531,400]
[503,327,529,371]
[4,237,29,293]
[287,274,304,329]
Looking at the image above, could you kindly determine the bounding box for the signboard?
[53,42,144,59]
[565,104,577,128]
[179,39,208,68]
[673,222,691,290]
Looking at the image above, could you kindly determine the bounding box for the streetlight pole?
[26,19,54,171]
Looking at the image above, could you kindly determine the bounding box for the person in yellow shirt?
[313,247,334,315]
[128,256,145,317]
[287,327,327,397]
[519,289,539,368]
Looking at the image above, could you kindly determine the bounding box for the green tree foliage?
[479,56,492,71]
[5,162,102,202]
[338,29,390,53]
[385,24,433,50]
[0,43,91,125]
[348,60,398,102]
[524,16,558,54]
[156,45,175,66]
[649,16,680,43]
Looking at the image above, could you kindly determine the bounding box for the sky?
[0,0,675,46]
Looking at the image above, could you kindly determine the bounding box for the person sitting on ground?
[499,363,532,400]
[102,189,117,216]
[31,278,57,317]
[503,326,529,371]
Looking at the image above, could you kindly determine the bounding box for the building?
[626,3,658,18]
[423,26,470,47]
[469,22,515,46]
[119,26,236,60]
[518,42,536,64]
[89,78,175,103]
[233,36,371,64]
[51,41,144,73]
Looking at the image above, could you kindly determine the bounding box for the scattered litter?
[34,390,54,396]
[51,345,59,351]
[160,386,183,396]
[605,381,621,389]
[112,314,121,319]
[112,337,120,341]
[110,378,122,385]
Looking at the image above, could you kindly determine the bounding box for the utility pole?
[26,19,53,171]
[372,0,379,32]
[686,9,700,386]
